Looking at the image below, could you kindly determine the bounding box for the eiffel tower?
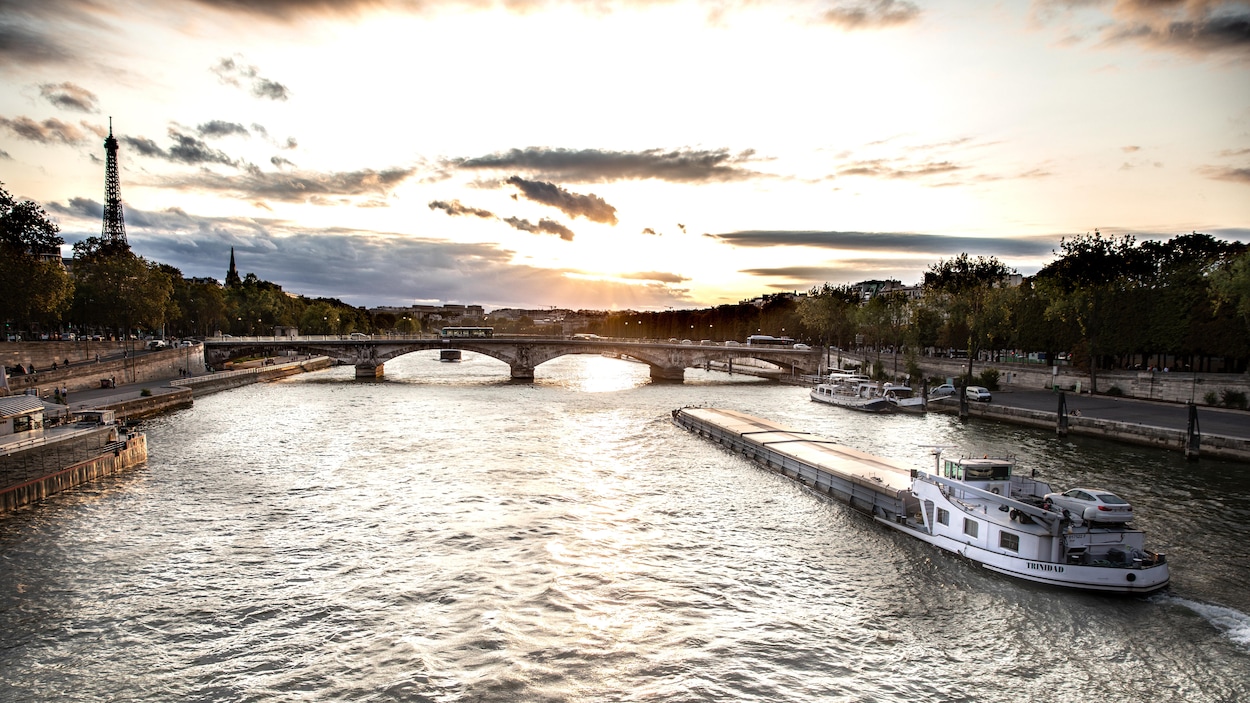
[102,117,128,247]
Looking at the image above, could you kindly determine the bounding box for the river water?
[2,353,1248,702]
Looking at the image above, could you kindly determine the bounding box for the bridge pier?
[355,361,384,379]
[650,366,685,382]
[510,364,535,381]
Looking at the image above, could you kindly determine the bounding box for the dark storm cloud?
[429,199,497,219]
[38,82,98,112]
[704,230,1061,258]
[156,165,416,202]
[0,115,90,144]
[197,120,250,138]
[505,176,618,225]
[458,147,763,184]
[503,216,576,241]
[818,0,921,29]
[211,55,292,101]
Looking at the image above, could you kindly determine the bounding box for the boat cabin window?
[999,532,1020,552]
[937,508,950,526]
[963,519,979,538]
[944,459,1011,481]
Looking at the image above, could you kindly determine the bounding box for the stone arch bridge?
[204,336,822,382]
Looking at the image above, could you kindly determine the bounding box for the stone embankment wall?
[2,343,207,397]
[872,353,1250,407]
[929,401,1250,463]
[172,357,333,397]
[1,429,147,514]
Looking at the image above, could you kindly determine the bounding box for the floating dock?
[673,407,919,520]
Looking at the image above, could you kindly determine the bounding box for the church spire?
[225,246,241,287]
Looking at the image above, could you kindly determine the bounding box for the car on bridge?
[793,343,811,350]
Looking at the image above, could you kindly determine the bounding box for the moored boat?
[810,375,894,413]
[882,382,926,413]
[672,407,1169,594]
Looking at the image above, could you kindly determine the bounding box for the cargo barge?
[672,407,1169,594]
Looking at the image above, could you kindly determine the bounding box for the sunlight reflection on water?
[0,353,1248,702]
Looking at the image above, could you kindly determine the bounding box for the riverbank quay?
[0,356,332,514]
[1,422,147,514]
[928,390,1250,463]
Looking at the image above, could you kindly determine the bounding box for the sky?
[2,0,1248,311]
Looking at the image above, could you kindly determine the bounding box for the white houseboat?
[810,374,893,413]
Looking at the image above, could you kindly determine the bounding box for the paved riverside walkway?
[986,388,1248,441]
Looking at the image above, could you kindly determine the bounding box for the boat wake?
[1165,595,1250,649]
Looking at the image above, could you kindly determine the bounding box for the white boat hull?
[877,518,1170,593]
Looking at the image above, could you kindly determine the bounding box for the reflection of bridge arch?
[204,337,821,382]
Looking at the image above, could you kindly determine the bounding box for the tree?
[72,235,174,336]
[1034,231,1150,392]
[0,182,73,329]
[798,284,860,370]
[1210,248,1250,335]
[923,253,1014,383]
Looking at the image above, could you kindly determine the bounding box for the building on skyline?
[225,247,241,288]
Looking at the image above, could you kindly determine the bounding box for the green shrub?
[1105,385,1123,396]
[1220,389,1248,410]
[140,388,152,397]
[977,368,1000,391]
[1204,391,1219,406]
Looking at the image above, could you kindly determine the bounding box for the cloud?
[270,155,295,169]
[38,82,98,112]
[0,149,10,160]
[123,129,239,166]
[197,120,250,138]
[1199,165,1250,183]
[505,175,618,224]
[0,115,91,144]
[155,165,417,203]
[620,271,689,283]
[0,18,74,66]
[837,159,964,179]
[704,230,1062,258]
[211,55,292,100]
[503,216,576,241]
[1037,0,1250,56]
[49,198,687,309]
[818,0,922,29]
[642,227,658,235]
[457,146,764,183]
[429,199,497,219]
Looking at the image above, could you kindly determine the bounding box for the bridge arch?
[204,338,822,381]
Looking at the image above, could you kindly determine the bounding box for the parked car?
[146,340,168,349]
[793,343,811,350]
[929,383,957,399]
[1043,488,1133,524]
[725,340,741,347]
[965,386,992,402]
